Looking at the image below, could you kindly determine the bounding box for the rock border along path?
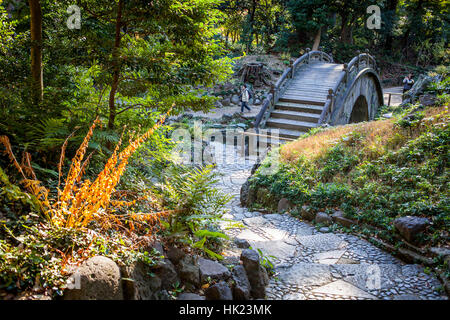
[212,142,447,300]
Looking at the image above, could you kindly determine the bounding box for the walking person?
[403,73,414,94]
[240,84,252,113]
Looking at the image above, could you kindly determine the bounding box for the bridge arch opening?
[349,95,369,123]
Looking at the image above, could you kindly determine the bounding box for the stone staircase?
[266,62,344,140]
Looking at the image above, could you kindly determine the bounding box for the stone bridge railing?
[254,49,334,130]
[318,51,380,125]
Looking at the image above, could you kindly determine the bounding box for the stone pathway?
[383,86,403,107]
[212,142,447,300]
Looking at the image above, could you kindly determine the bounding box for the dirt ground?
[237,54,288,73]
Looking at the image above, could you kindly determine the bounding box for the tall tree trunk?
[108,0,123,130]
[312,26,322,51]
[384,0,399,51]
[339,13,353,44]
[247,0,257,52]
[29,0,43,104]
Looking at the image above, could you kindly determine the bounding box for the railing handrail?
[317,52,378,125]
[347,53,377,72]
[254,93,273,129]
[275,67,292,89]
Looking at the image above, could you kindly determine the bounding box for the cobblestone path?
[212,142,447,300]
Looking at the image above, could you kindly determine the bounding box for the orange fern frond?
[59,118,100,208]
[23,152,37,180]
[58,129,78,189]
[0,135,26,179]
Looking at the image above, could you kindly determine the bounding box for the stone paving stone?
[313,250,346,264]
[330,263,402,292]
[258,226,290,241]
[277,263,333,287]
[296,233,349,252]
[311,279,377,299]
[249,240,297,261]
[242,216,269,227]
[235,229,267,242]
[293,224,315,237]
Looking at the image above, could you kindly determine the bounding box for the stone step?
[270,110,320,123]
[280,94,327,105]
[279,96,326,106]
[285,87,330,94]
[266,118,318,131]
[275,102,323,114]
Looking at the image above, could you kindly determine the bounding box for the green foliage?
[0,167,41,214]
[154,164,231,259]
[0,218,160,295]
[255,248,275,274]
[0,5,16,54]
[426,76,450,95]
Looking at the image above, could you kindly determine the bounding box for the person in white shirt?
[403,73,414,94]
[240,84,252,113]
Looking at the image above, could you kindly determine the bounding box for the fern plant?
[154,164,231,259]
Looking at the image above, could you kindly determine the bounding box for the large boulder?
[121,261,161,300]
[301,205,316,221]
[64,256,123,300]
[402,74,437,104]
[331,210,356,228]
[166,246,186,265]
[277,198,293,213]
[177,255,200,287]
[394,216,430,243]
[221,98,231,106]
[419,94,437,106]
[198,257,231,283]
[234,238,251,249]
[240,249,268,299]
[315,212,332,226]
[231,94,240,105]
[153,258,180,290]
[205,282,233,300]
[178,293,206,300]
[148,241,165,257]
[232,265,251,300]
[240,179,256,207]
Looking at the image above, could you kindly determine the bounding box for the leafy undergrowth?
[251,103,449,249]
[0,112,230,299]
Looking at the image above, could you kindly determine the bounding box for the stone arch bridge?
[255,49,384,140]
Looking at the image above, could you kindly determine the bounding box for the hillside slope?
[245,103,449,275]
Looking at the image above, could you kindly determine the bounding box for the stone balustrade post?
[328,88,334,114]
[343,63,348,83]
